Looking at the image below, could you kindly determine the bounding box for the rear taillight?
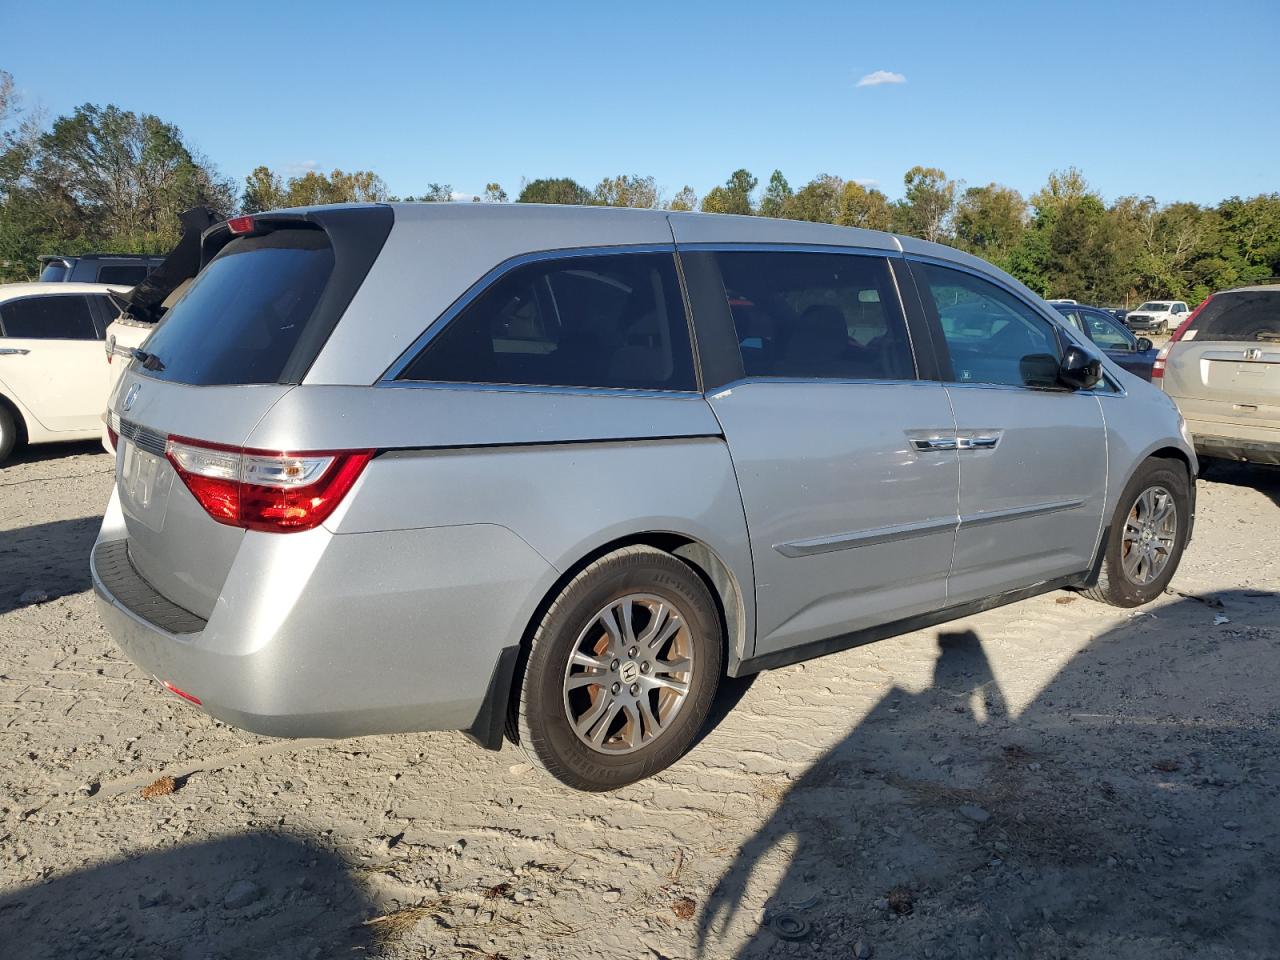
[164,436,373,533]
[1154,295,1212,381]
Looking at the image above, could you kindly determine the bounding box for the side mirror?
[1058,343,1103,390]
[1136,337,1153,352]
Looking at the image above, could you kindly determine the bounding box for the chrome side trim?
[958,498,1085,529]
[775,515,958,558]
[377,380,702,399]
[380,243,678,382]
[675,241,901,258]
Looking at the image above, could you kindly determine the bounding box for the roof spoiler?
[115,206,218,323]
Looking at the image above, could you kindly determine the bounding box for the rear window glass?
[138,230,334,385]
[398,252,696,391]
[39,262,70,282]
[1192,291,1280,342]
[97,264,152,285]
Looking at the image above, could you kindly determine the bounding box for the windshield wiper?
[131,348,166,372]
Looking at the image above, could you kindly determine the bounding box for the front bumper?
[91,492,555,742]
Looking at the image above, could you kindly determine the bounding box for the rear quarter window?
[96,264,152,285]
[137,230,335,386]
[1193,291,1280,343]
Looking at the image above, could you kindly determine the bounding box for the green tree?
[241,165,286,213]
[758,170,792,219]
[783,174,842,223]
[700,169,756,215]
[836,181,893,231]
[482,182,508,203]
[517,177,590,204]
[896,165,957,242]
[591,174,660,208]
[952,183,1027,266]
[667,185,697,211]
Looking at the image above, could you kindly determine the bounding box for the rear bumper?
[91,491,555,742]
[1192,433,1280,465]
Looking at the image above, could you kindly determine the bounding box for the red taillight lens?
[226,215,256,235]
[162,680,202,705]
[1154,295,1213,381]
[165,436,373,533]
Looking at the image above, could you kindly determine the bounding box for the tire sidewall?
[1105,461,1190,605]
[521,552,722,791]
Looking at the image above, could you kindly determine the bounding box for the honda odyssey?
[93,204,1197,790]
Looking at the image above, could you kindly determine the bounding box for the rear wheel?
[0,404,19,465]
[1083,459,1190,607]
[513,546,723,791]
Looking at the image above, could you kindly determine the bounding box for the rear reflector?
[162,680,202,705]
[165,436,373,533]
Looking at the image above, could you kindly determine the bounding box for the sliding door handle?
[911,437,958,451]
[0,348,30,356]
[958,436,999,450]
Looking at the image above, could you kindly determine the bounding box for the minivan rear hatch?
[1163,289,1280,421]
[111,207,392,620]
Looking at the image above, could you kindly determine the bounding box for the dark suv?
[38,254,166,286]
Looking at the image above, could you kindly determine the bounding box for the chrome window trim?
[707,376,942,395]
[377,379,702,399]
[380,243,681,384]
[680,242,924,386]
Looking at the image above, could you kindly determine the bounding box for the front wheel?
[1083,459,1190,607]
[513,546,723,791]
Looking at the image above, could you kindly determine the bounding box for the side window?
[919,264,1060,388]
[398,252,696,391]
[1085,312,1134,351]
[710,250,915,381]
[0,295,99,340]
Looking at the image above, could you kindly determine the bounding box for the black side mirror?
[1058,343,1102,390]
[1136,337,1153,352]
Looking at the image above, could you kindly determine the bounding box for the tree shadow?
[697,589,1280,959]
[0,831,377,960]
[0,516,101,614]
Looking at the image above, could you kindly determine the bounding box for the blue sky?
[3,0,1277,206]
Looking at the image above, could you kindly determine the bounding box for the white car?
[1125,300,1189,335]
[0,282,128,464]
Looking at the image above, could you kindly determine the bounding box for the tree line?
[2,74,1276,305]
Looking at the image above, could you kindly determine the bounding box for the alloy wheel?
[1121,485,1178,585]
[562,593,695,754]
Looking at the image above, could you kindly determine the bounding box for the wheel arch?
[0,390,30,452]
[499,530,748,747]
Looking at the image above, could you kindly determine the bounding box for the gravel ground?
[1,441,1278,960]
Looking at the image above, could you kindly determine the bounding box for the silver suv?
[93,204,1197,790]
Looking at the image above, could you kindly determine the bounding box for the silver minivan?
[93,204,1197,790]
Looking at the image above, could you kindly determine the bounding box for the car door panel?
[908,260,1109,603]
[0,294,106,433]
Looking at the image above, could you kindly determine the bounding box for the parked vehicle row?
[91,203,1196,791]
[1125,300,1190,335]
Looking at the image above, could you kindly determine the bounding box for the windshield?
[1136,302,1170,312]
[1191,291,1280,343]
[137,229,335,386]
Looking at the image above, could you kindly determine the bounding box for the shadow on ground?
[698,589,1280,959]
[3,439,107,468]
[1200,459,1280,510]
[0,831,377,960]
[0,516,101,614]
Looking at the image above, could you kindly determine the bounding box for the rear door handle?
[0,348,30,356]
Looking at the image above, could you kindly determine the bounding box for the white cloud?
[450,191,479,202]
[856,70,906,88]
[852,178,880,188]
[284,160,321,175]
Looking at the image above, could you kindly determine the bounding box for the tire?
[0,404,18,466]
[512,546,723,791]
[1083,458,1190,607]
[1158,321,1169,336]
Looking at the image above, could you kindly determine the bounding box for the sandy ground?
[1,441,1278,960]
